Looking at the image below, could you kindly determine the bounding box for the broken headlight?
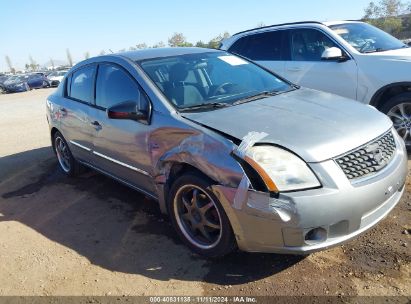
[244,145,321,192]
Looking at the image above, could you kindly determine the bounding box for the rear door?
[60,64,96,163]
[228,30,288,77]
[283,28,358,100]
[88,63,155,196]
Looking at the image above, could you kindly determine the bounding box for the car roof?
[231,20,363,37]
[114,47,222,61]
[323,20,363,26]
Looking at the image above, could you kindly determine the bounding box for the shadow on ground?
[0,148,304,285]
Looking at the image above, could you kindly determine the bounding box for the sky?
[0,0,373,71]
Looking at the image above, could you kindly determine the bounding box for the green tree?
[168,33,193,47]
[152,41,165,48]
[195,41,208,48]
[207,32,230,49]
[363,0,409,36]
[136,43,147,49]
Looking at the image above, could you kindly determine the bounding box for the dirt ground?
[0,89,410,298]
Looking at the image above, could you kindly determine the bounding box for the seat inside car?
[166,63,203,106]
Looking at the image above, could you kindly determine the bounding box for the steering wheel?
[209,82,233,96]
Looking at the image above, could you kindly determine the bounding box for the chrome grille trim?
[335,130,396,181]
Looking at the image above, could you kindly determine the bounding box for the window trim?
[65,63,97,105]
[64,61,153,125]
[229,29,290,61]
[287,27,353,62]
[94,62,153,125]
[230,26,353,62]
[94,62,153,113]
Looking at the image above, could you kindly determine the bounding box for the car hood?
[365,47,411,61]
[182,88,393,162]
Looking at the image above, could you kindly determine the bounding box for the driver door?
[88,63,155,196]
[283,28,358,100]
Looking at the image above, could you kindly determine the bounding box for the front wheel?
[167,173,236,258]
[381,92,411,148]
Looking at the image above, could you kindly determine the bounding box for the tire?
[380,92,411,148]
[167,172,236,258]
[53,131,81,177]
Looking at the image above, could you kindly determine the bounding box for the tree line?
[363,0,411,38]
[4,1,411,74]
[3,31,232,74]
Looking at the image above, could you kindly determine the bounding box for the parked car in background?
[46,48,407,257]
[25,73,50,89]
[0,74,10,94]
[47,70,68,87]
[221,21,411,147]
[3,75,30,93]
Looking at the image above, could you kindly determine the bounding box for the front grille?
[335,131,396,181]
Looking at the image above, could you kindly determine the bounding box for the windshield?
[330,22,407,53]
[138,52,292,110]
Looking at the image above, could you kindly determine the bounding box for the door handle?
[90,121,101,127]
[90,121,102,130]
[287,67,302,72]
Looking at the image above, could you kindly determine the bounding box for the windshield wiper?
[178,102,231,112]
[232,90,279,106]
[363,48,386,53]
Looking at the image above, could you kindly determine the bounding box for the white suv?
[221,21,411,147]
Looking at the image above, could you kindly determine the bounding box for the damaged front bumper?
[211,137,408,254]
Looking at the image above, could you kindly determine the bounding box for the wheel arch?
[370,82,411,110]
[159,161,218,215]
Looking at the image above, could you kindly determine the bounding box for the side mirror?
[107,100,149,123]
[321,47,347,62]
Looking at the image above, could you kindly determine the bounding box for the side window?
[69,65,95,103]
[290,29,338,61]
[229,30,285,61]
[95,64,149,111]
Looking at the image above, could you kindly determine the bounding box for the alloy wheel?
[387,102,411,147]
[174,185,223,249]
[55,136,71,173]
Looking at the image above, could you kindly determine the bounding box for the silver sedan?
[46,48,408,257]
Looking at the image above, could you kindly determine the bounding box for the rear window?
[68,65,95,103]
[229,30,286,61]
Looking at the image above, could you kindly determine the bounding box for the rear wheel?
[168,172,236,258]
[53,131,80,176]
[381,92,411,148]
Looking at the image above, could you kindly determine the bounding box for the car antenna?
[109,49,114,53]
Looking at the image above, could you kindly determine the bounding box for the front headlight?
[244,145,321,192]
